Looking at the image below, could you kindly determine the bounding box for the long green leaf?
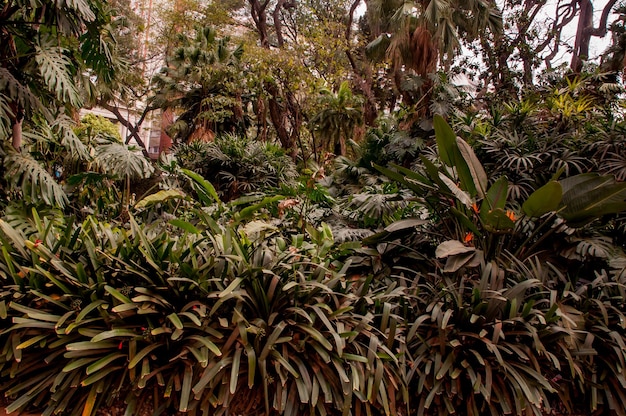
[522,181,562,217]
[182,168,221,206]
[179,365,193,412]
[91,329,138,343]
[457,137,487,197]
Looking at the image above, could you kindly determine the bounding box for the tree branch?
[591,0,619,36]
[273,0,286,47]
[99,101,151,158]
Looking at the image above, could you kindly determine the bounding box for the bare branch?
[99,101,151,158]
[273,0,286,47]
[591,0,619,37]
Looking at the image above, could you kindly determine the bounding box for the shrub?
[0,214,402,416]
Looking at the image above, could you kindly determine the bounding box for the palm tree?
[365,0,502,108]
[151,26,246,144]
[310,81,364,156]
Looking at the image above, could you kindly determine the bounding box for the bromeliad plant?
[400,261,565,416]
[0,208,404,416]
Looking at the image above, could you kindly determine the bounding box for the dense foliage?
[2,1,626,415]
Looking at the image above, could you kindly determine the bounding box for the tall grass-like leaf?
[179,365,193,412]
[181,168,221,206]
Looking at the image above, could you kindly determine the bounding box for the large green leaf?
[134,189,186,209]
[483,208,515,232]
[435,240,474,258]
[522,181,562,218]
[433,114,458,168]
[373,163,430,195]
[480,176,508,220]
[3,150,69,207]
[559,174,626,225]
[53,115,89,160]
[181,168,221,206]
[95,141,154,179]
[361,218,427,245]
[457,137,487,197]
[434,115,480,197]
[35,37,82,108]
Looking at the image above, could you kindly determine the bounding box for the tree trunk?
[265,81,293,152]
[248,0,270,48]
[345,0,378,125]
[273,0,286,47]
[571,0,593,72]
[11,118,22,150]
[571,0,618,72]
[248,0,300,159]
[9,103,24,150]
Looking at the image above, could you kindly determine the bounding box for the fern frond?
[94,141,154,179]
[3,149,69,207]
[35,37,82,108]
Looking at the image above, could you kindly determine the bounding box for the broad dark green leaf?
[522,181,562,217]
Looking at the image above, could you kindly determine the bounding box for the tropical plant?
[363,0,502,111]
[0,0,118,149]
[0,112,90,209]
[400,262,563,416]
[174,135,297,201]
[0,207,405,415]
[310,81,364,156]
[151,25,246,143]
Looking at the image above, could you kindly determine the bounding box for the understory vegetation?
[2,0,626,415]
[1,103,626,415]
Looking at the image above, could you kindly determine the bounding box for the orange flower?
[464,232,474,243]
[471,202,479,214]
[506,210,516,221]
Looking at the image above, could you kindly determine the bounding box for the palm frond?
[3,149,69,207]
